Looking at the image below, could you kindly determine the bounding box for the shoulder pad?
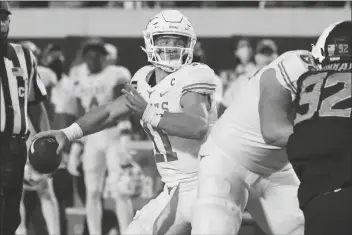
[270,50,317,96]
[178,63,217,95]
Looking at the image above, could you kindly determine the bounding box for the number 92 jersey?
[131,63,218,186]
[287,68,352,160]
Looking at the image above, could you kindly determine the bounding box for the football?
[28,137,62,174]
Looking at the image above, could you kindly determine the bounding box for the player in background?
[101,42,139,206]
[221,39,278,112]
[259,21,352,235]
[191,52,319,234]
[34,10,218,235]
[16,41,60,235]
[19,41,58,94]
[67,40,133,234]
[41,43,77,235]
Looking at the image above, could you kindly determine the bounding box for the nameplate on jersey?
[12,67,26,78]
[322,62,352,72]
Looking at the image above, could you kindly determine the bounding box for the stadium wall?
[9,8,351,37]
[9,8,350,74]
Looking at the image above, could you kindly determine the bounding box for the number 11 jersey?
[131,63,218,186]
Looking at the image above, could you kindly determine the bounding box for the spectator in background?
[219,38,257,93]
[221,39,278,112]
[233,38,257,78]
[253,39,278,70]
[218,38,256,115]
[193,41,223,112]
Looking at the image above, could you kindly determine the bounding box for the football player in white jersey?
[191,49,319,234]
[16,41,60,235]
[34,10,218,235]
[67,40,134,234]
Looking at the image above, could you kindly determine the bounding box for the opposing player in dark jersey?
[259,21,352,235]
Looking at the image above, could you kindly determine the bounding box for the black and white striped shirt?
[0,42,47,136]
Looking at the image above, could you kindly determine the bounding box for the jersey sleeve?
[51,87,79,116]
[181,63,217,96]
[274,50,317,100]
[27,50,47,104]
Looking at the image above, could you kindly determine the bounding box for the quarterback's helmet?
[142,10,197,72]
[311,21,352,65]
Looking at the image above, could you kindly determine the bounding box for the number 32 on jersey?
[295,72,352,124]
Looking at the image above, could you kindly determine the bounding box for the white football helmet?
[142,10,197,72]
[311,21,343,64]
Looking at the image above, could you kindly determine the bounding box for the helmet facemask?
[142,32,196,73]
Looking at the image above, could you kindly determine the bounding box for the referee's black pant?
[0,136,27,235]
[292,151,352,235]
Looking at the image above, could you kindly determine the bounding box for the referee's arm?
[27,50,50,132]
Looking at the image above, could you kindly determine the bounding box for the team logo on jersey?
[160,91,169,97]
[147,90,154,98]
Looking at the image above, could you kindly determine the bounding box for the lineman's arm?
[158,92,211,140]
[259,68,294,147]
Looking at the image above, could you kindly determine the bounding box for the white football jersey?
[203,50,316,175]
[72,64,131,142]
[132,63,218,185]
[51,75,78,115]
[73,65,131,112]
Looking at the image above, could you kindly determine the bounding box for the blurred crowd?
[8,1,352,9]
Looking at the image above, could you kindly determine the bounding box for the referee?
[0,2,50,235]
